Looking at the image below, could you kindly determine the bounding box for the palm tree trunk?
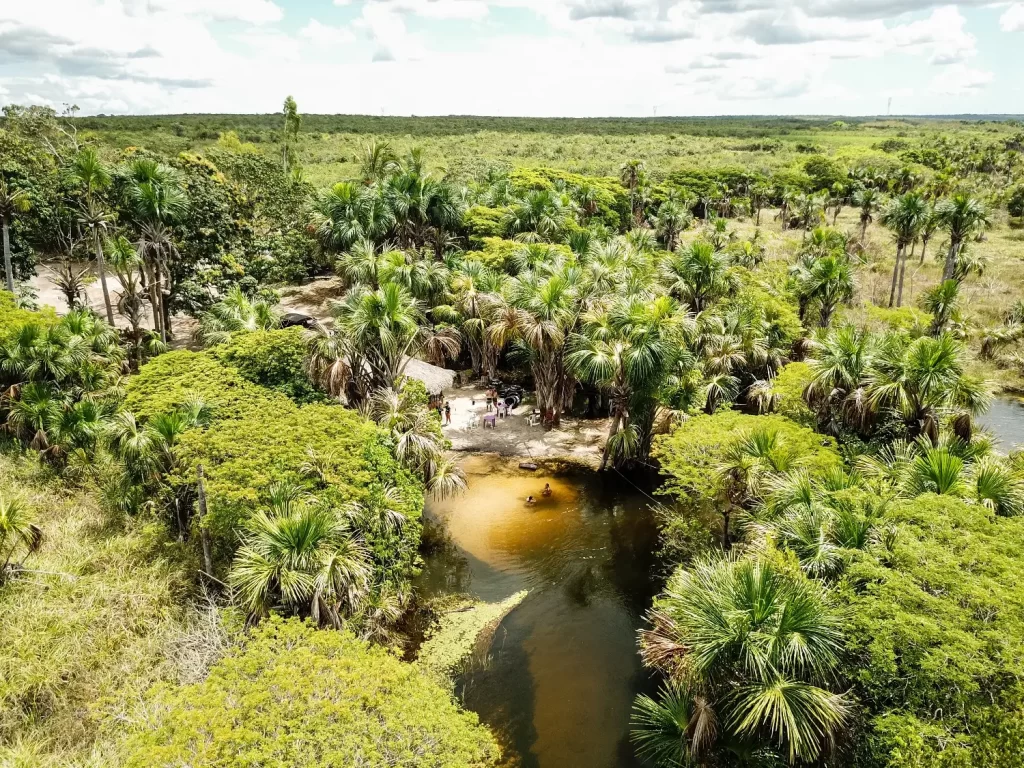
[888,244,904,308]
[145,260,163,340]
[599,408,623,471]
[93,229,115,326]
[860,217,868,243]
[2,218,13,293]
[919,236,929,265]
[195,465,215,578]
[755,207,761,226]
[897,241,914,307]
[942,239,960,282]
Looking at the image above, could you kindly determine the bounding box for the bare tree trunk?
[2,218,13,293]
[897,241,915,307]
[93,229,115,326]
[888,244,904,308]
[919,236,929,265]
[146,260,163,340]
[942,239,960,282]
[196,465,214,578]
[860,218,868,243]
[600,409,623,471]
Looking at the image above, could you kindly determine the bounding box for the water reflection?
[415,455,662,768]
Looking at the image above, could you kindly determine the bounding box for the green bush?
[842,494,1024,767]
[0,290,54,339]
[1008,185,1024,218]
[125,352,423,584]
[773,361,816,427]
[121,616,499,768]
[463,205,507,246]
[865,304,930,335]
[653,411,841,515]
[211,327,321,403]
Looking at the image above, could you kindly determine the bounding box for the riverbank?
[441,385,609,466]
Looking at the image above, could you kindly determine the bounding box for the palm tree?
[920,279,961,336]
[852,187,881,243]
[880,192,928,307]
[620,159,646,226]
[281,95,300,176]
[503,189,567,241]
[805,326,873,434]
[311,182,394,254]
[662,240,736,312]
[0,178,31,293]
[866,333,990,442]
[935,194,989,282]
[655,200,691,251]
[127,159,186,342]
[634,555,848,765]
[567,295,682,470]
[71,148,115,325]
[797,254,854,328]
[359,139,398,184]
[196,285,279,346]
[229,482,371,627]
[0,495,41,585]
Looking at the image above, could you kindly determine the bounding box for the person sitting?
[541,483,552,497]
[526,495,536,505]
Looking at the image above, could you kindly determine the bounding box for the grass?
[0,455,200,767]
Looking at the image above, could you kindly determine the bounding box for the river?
[978,396,1024,452]
[415,455,662,768]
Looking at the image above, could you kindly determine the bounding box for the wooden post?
[196,465,214,577]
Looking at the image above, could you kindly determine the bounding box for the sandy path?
[440,385,609,466]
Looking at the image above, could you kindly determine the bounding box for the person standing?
[444,401,452,425]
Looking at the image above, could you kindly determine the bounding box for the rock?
[519,462,538,470]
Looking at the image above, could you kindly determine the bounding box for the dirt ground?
[440,385,609,466]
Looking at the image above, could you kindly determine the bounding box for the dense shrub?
[463,205,507,245]
[122,616,499,768]
[842,494,1024,767]
[125,351,423,582]
[653,410,841,516]
[0,290,53,339]
[211,327,321,403]
[772,361,816,426]
[1008,184,1024,218]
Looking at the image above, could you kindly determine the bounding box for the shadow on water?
[414,455,664,768]
[978,396,1024,453]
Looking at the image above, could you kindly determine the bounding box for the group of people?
[525,484,553,505]
[484,388,512,417]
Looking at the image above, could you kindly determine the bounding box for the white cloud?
[299,19,356,45]
[930,64,993,95]
[1001,4,1024,32]
[146,0,284,25]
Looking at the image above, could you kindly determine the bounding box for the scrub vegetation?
[2,102,1024,766]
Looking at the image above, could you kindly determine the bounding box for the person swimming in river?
[541,483,552,497]
[526,495,536,505]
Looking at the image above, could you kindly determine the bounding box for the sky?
[0,0,1023,117]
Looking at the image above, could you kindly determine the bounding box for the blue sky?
[1,0,1022,116]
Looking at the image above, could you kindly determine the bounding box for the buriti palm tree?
[920,278,961,336]
[71,148,115,325]
[655,200,691,251]
[0,178,31,293]
[852,187,881,243]
[567,295,681,471]
[661,240,736,312]
[866,333,989,442]
[936,193,990,282]
[880,192,928,308]
[805,325,874,434]
[796,254,854,328]
[620,159,646,226]
[229,482,371,627]
[196,285,280,346]
[633,555,848,765]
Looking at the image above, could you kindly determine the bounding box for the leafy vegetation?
[3,105,1024,767]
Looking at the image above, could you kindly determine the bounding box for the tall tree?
[71,148,115,325]
[281,95,301,177]
[935,194,989,282]
[0,178,31,293]
[880,192,927,308]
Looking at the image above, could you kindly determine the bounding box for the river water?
[415,455,662,768]
[978,396,1024,452]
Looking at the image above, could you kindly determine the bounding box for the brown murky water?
[415,455,662,768]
